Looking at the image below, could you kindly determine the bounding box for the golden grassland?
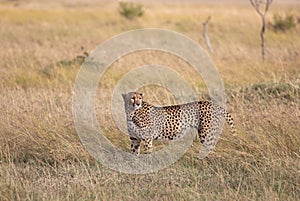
[0,1,299,200]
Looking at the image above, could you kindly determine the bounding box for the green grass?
[0,1,299,200]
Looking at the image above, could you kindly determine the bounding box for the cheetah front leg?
[130,137,141,155]
[143,139,153,154]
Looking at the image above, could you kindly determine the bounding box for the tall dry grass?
[0,1,299,200]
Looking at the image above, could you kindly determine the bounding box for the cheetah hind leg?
[130,137,141,156]
[143,139,153,154]
[198,127,220,159]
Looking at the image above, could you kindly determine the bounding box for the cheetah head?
[122,92,144,112]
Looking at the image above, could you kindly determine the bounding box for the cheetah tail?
[225,112,236,135]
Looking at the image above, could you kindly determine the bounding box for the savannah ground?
[0,0,299,200]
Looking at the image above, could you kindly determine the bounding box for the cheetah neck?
[125,101,153,119]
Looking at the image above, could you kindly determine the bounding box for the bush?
[119,1,144,20]
[236,82,299,102]
[270,14,297,32]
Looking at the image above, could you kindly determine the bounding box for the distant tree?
[250,0,273,60]
[202,16,213,53]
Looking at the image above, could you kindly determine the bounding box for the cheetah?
[122,92,235,156]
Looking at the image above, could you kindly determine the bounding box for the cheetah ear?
[140,93,144,98]
[121,93,126,100]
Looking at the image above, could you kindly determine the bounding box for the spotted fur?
[122,92,235,156]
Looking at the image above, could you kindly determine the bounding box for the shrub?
[119,1,144,20]
[270,14,297,32]
[236,82,299,102]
